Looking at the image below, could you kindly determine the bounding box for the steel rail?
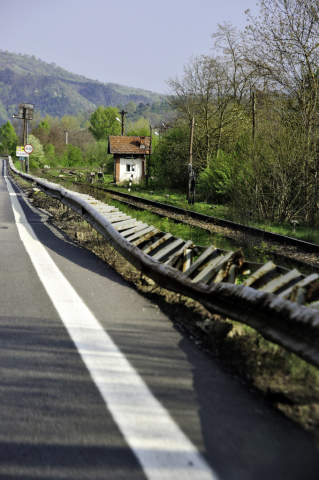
[6,157,319,369]
[102,187,319,255]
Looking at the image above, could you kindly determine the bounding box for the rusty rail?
[6,157,319,369]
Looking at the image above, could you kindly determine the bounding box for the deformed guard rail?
[6,157,319,369]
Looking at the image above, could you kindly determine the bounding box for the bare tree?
[166,54,249,169]
[211,22,257,100]
[245,0,319,221]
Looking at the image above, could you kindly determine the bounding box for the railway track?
[39,174,319,273]
[50,177,319,272]
[100,188,319,273]
[44,171,319,258]
[102,187,319,253]
[8,159,319,369]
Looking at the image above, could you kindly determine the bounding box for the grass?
[257,221,319,244]
[14,160,24,171]
[105,195,220,247]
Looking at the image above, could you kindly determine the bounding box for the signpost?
[12,103,34,174]
[16,146,29,172]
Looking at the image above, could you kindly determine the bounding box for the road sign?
[16,146,29,157]
[24,144,34,154]
[19,157,25,161]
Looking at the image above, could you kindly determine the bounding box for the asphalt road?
[1,159,319,480]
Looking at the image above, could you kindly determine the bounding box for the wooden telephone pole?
[187,117,196,204]
[146,125,152,189]
[252,91,256,144]
[22,108,28,146]
[119,109,128,136]
[12,103,34,174]
[189,117,195,166]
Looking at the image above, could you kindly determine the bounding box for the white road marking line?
[4,166,219,480]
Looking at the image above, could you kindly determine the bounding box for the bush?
[197,150,236,203]
[152,126,189,190]
[84,140,112,168]
[29,158,39,169]
[0,121,18,155]
[63,144,83,167]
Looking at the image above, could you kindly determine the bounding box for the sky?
[2,0,260,94]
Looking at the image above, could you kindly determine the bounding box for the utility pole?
[188,117,196,204]
[154,122,169,136]
[252,91,256,144]
[119,109,128,136]
[12,103,34,174]
[189,117,195,166]
[251,91,258,200]
[22,107,28,173]
[161,122,168,136]
[65,129,68,145]
[146,125,152,189]
[23,107,27,145]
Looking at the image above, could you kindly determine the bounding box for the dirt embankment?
[13,173,319,445]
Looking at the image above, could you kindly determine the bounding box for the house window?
[126,164,135,173]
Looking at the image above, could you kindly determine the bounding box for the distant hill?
[0,50,162,125]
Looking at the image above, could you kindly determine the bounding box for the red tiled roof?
[108,135,152,155]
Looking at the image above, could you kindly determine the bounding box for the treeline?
[0,103,166,170]
[151,0,319,225]
[0,110,106,169]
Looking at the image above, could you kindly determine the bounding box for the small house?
[108,135,152,183]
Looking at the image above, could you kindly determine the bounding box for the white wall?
[119,158,143,183]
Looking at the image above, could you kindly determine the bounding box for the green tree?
[28,134,45,166]
[126,118,150,136]
[59,115,79,132]
[63,144,83,167]
[43,143,59,167]
[38,120,50,134]
[152,125,190,190]
[89,106,121,141]
[44,143,55,156]
[84,140,112,167]
[151,102,160,113]
[124,101,137,114]
[0,121,18,155]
